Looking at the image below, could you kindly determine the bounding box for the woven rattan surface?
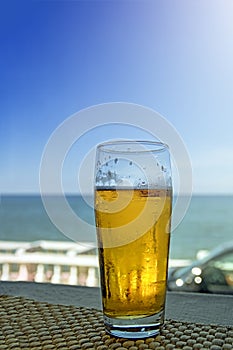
[0,295,232,350]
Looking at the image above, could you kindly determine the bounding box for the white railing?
[0,240,99,286]
[0,240,192,287]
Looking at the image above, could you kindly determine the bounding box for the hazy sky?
[1,0,233,194]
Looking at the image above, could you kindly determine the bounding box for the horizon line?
[1,191,233,196]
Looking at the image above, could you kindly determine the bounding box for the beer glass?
[94,141,172,339]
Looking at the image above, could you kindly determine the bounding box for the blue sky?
[1,0,233,194]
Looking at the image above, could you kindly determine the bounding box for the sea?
[1,194,233,261]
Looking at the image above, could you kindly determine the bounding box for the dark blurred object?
[168,241,233,294]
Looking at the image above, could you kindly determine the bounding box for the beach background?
[1,194,232,261]
[2,0,233,270]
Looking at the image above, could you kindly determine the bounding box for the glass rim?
[96,140,169,154]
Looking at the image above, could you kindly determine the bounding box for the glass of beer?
[94,140,172,339]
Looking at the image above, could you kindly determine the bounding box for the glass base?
[103,310,164,339]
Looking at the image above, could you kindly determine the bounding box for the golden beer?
[95,188,172,319]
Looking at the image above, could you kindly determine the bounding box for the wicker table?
[0,282,233,349]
